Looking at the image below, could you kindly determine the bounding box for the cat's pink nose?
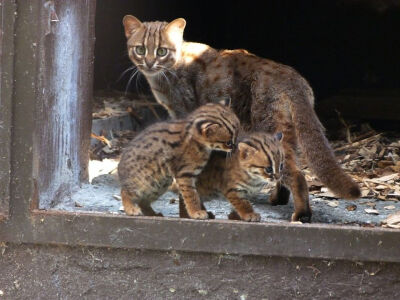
[145,59,155,69]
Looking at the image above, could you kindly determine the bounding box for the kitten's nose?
[145,59,156,69]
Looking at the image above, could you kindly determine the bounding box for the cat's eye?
[156,47,168,57]
[265,166,273,174]
[135,46,146,56]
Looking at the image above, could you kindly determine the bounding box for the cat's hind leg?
[138,200,163,217]
[279,125,312,223]
[250,95,311,222]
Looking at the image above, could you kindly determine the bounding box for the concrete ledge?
[1,210,399,263]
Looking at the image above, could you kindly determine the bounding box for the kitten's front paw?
[190,210,209,220]
[242,212,261,222]
[124,207,144,216]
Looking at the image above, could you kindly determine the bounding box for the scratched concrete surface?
[53,161,400,226]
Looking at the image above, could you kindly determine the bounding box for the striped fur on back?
[118,102,240,219]
[192,132,284,222]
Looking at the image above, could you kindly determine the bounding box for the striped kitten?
[118,102,240,219]
[179,132,284,222]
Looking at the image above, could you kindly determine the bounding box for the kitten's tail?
[288,92,361,199]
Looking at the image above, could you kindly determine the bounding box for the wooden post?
[34,0,96,208]
[0,0,16,219]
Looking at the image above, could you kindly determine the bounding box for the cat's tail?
[288,91,361,199]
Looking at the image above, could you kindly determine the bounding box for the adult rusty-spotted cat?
[179,132,284,222]
[118,102,240,219]
[122,16,361,222]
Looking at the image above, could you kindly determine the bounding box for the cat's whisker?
[117,65,137,83]
[156,65,179,80]
[125,68,140,95]
[158,70,172,88]
[135,70,143,94]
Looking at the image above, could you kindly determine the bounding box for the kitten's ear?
[275,132,283,142]
[165,18,186,42]
[200,122,219,138]
[123,15,143,39]
[238,142,258,160]
[218,96,231,107]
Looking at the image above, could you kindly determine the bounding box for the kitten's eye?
[265,166,273,174]
[225,140,233,148]
[135,46,146,56]
[157,47,168,57]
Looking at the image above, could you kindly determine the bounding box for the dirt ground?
[1,243,400,299]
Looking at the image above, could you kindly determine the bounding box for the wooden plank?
[34,0,96,208]
[0,0,16,219]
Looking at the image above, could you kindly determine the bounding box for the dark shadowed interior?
[94,0,400,110]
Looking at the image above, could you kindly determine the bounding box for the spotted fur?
[123,16,361,222]
[118,102,240,219]
[179,132,284,222]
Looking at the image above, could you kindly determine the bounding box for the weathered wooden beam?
[34,0,96,208]
[0,0,16,219]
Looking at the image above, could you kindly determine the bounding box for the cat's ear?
[200,122,219,138]
[275,132,283,142]
[218,96,231,107]
[123,15,143,39]
[165,18,186,42]
[238,142,258,160]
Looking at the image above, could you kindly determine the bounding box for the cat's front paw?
[291,210,312,223]
[242,212,261,222]
[190,210,209,220]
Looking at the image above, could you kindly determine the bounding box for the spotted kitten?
[179,132,284,222]
[122,16,361,222]
[118,102,240,219]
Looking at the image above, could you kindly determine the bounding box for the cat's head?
[123,16,186,77]
[189,102,240,153]
[237,132,284,184]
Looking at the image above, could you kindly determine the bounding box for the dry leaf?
[374,185,387,190]
[320,187,329,193]
[346,204,357,211]
[374,173,399,182]
[327,200,339,208]
[361,188,372,197]
[382,211,400,229]
[384,205,395,210]
[365,208,379,215]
